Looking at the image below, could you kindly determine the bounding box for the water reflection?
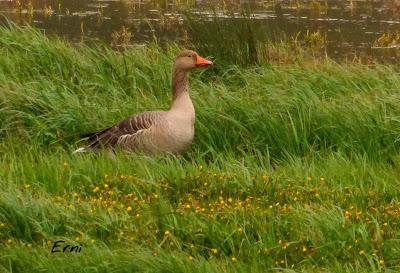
[0,0,399,61]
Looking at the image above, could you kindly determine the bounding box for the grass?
[185,9,308,66]
[1,24,400,272]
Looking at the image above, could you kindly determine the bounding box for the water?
[1,0,399,61]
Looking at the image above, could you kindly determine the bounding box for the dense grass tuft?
[1,24,400,272]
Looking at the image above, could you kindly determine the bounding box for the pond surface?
[1,0,400,61]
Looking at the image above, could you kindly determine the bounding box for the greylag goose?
[74,50,213,155]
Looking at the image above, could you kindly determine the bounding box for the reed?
[185,9,286,65]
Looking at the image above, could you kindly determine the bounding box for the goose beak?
[196,56,213,67]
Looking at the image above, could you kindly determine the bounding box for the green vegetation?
[1,24,400,272]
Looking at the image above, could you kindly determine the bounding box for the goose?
[74,50,213,155]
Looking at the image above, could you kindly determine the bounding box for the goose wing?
[84,111,159,149]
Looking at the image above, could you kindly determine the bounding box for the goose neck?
[172,67,189,101]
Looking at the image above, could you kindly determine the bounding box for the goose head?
[173,50,213,71]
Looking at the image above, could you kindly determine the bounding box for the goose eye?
[187,55,191,58]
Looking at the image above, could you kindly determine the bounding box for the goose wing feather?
[86,111,160,149]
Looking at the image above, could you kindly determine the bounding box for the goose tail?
[73,147,88,154]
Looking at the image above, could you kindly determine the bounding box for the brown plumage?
[74,50,213,155]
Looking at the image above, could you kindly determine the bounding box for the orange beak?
[196,55,213,67]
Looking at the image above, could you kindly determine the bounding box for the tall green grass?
[1,24,400,272]
[185,10,297,65]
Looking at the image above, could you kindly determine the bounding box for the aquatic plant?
[374,31,400,47]
[111,26,133,48]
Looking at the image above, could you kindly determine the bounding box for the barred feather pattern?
[83,111,165,152]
